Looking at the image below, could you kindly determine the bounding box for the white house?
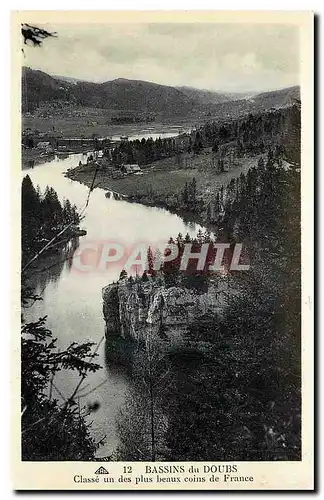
[122,164,142,175]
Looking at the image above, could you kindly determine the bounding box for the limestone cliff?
[102,277,227,344]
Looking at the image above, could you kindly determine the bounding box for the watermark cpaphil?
[72,240,250,275]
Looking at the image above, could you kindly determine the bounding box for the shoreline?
[22,147,94,170]
[64,152,259,229]
[65,165,208,227]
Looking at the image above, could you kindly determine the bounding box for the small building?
[37,141,50,148]
[121,164,142,175]
[36,141,53,153]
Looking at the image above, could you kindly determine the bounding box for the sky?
[23,23,300,93]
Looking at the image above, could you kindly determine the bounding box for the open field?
[66,149,259,203]
[22,108,203,138]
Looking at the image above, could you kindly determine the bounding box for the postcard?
[12,10,314,490]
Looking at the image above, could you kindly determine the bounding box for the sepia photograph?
[12,10,314,490]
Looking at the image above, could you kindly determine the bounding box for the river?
[22,151,202,458]
[110,129,187,142]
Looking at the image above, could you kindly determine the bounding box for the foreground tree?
[21,24,56,47]
[115,338,171,461]
[21,309,103,460]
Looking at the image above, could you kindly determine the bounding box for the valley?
[21,64,302,463]
[22,67,300,138]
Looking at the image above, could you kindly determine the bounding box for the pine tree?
[120,269,128,280]
[21,175,41,255]
[147,246,155,276]
[153,248,163,272]
[142,270,149,282]
[22,177,81,262]
[21,311,101,460]
[182,182,189,207]
[196,228,204,244]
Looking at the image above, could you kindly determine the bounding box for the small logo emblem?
[95,466,109,475]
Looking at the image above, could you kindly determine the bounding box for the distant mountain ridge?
[247,86,300,108]
[175,86,230,105]
[22,67,300,117]
[22,68,196,116]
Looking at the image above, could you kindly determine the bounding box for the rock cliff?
[102,277,227,344]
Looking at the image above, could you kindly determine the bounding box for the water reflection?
[26,238,80,294]
[22,150,202,457]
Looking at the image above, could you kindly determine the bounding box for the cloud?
[23,22,299,92]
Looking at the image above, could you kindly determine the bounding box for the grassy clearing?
[67,150,258,201]
[22,109,198,138]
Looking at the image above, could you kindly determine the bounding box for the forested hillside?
[22,67,300,120]
[21,175,80,263]
[113,104,301,462]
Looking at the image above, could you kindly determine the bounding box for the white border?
[2,2,319,498]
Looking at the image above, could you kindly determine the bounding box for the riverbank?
[65,150,259,225]
[23,152,204,459]
[22,146,93,169]
[22,147,56,169]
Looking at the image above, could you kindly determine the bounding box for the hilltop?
[22,67,300,119]
[175,85,230,105]
[22,68,195,116]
